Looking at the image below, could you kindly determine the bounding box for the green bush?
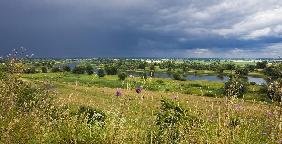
[235,67,249,77]
[51,67,62,73]
[118,72,127,80]
[76,106,106,126]
[24,67,37,74]
[97,69,105,78]
[172,71,186,81]
[105,65,117,75]
[72,66,85,74]
[139,72,147,80]
[204,91,215,97]
[62,65,71,72]
[256,61,267,69]
[151,99,198,143]
[249,82,256,85]
[85,65,94,75]
[267,79,282,102]
[41,66,48,73]
[224,75,247,98]
[264,64,282,80]
[0,65,6,79]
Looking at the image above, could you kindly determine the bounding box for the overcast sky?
[1,0,282,58]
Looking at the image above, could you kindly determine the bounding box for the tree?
[267,78,282,102]
[118,72,127,80]
[224,63,236,71]
[256,61,267,69]
[62,65,71,72]
[149,64,155,71]
[51,67,62,73]
[139,72,147,80]
[235,67,249,77]
[245,64,256,72]
[154,99,196,143]
[172,71,186,81]
[97,69,105,78]
[180,63,189,72]
[105,65,117,75]
[138,62,146,70]
[72,66,85,74]
[41,67,48,73]
[216,66,224,74]
[24,67,37,74]
[264,65,282,80]
[224,75,247,98]
[85,65,94,75]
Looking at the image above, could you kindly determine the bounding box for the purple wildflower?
[234,104,242,111]
[266,111,273,117]
[116,88,122,96]
[135,86,142,94]
[172,95,178,100]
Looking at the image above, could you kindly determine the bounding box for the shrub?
[249,82,256,85]
[264,65,282,80]
[118,72,127,80]
[97,69,105,77]
[62,65,71,72]
[245,64,256,72]
[23,67,37,74]
[267,79,282,102]
[235,67,249,77]
[139,72,147,80]
[0,73,54,114]
[152,99,198,143]
[51,67,62,73]
[256,61,267,69]
[72,66,85,74]
[41,66,48,73]
[259,84,268,93]
[138,62,146,70]
[172,71,186,81]
[105,65,117,75]
[85,65,94,75]
[204,91,215,97]
[149,64,155,71]
[76,106,106,126]
[224,75,247,98]
[0,70,5,79]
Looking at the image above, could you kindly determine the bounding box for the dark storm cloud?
[1,0,282,58]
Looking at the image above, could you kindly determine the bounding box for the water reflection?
[129,72,266,85]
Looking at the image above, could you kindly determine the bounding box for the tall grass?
[1,60,281,143]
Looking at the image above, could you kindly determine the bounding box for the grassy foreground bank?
[1,73,276,143]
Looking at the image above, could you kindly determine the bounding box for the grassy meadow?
[1,59,281,144]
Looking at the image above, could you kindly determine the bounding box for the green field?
[21,72,268,101]
[1,59,281,143]
[7,72,278,143]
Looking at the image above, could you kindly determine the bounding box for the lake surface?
[63,63,266,85]
[129,72,266,85]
